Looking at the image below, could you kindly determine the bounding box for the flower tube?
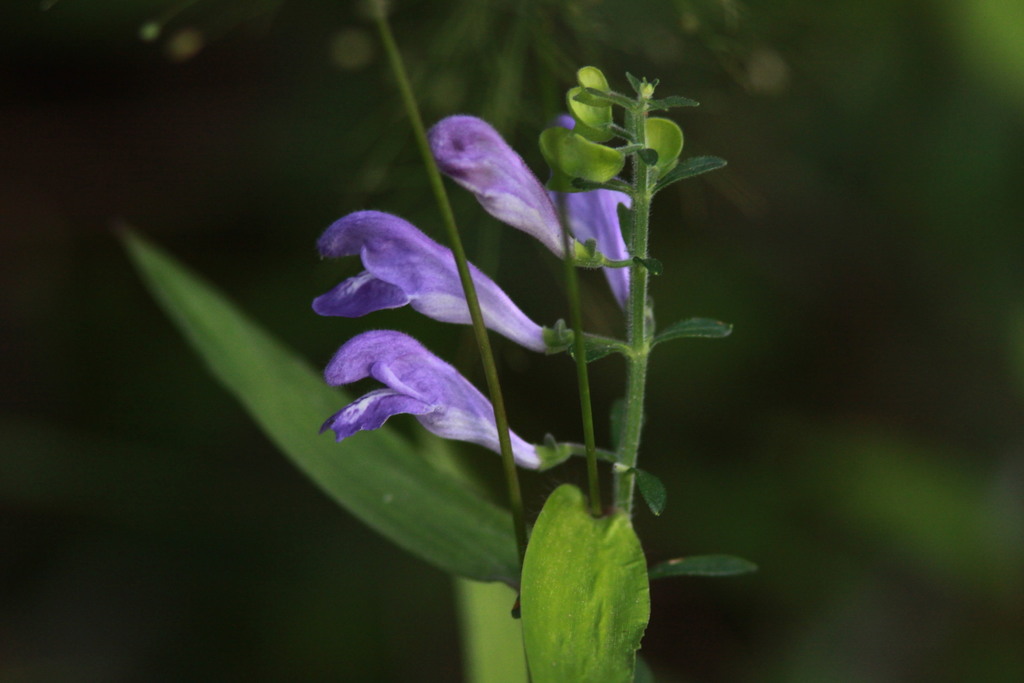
[429,115,567,257]
[321,330,541,469]
[313,210,546,352]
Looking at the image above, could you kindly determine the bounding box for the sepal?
[535,434,573,470]
[644,117,684,177]
[567,67,614,142]
[540,127,625,192]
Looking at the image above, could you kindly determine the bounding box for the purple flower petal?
[313,271,410,317]
[323,330,540,469]
[320,388,433,438]
[429,115,566,256]
[314,211,546,352]
[550,188,632,307]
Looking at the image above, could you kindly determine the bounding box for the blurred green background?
[3,0,1023,680]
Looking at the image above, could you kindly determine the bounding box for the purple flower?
[430,114,632,307]
[429,115,566,256]
[321,330,541,469]
[313,210,546,352]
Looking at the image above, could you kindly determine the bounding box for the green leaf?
[634,468,667,516]
[648,95,700,110]
[455,579,528,683]
[654,317,732,345]
[521,485,650,683]
[637,148,659,166]
[566,334,630,363]
[121,231,520,584]
[625,71,643,94]
[653,155,727,192]
[649,555,758,579]
[632,256,663,275]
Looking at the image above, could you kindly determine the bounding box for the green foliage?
[634,468,667,516]
[654,318,733,344]
[653,156,728,192]
[649,555,758,579]
[521,485,650,683]
[455,579,528,683]
[121,231,520,584]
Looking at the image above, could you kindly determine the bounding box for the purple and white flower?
[429,115,567,257]
[430,114,632,307]
[313,210,546,352]
[321,330,541,469]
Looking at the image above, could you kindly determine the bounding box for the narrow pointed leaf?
[633,256,663,275]
[625,71,643,94]
[634,468,667,516]
[649,555,758,579]
[521,485,650,683]
[638,148,659,166]
[122,231,519,584]
[654,156,727,192]
[654,317,732,345]
[648,95,700,110]
[567,334,630,363]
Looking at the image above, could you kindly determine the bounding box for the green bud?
[539,127,625,192]
[644,117,684,176]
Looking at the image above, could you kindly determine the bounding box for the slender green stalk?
[613,101,654,515]
[374,9,529,565]
[555,198,603,516]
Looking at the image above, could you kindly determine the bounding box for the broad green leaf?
[122,231,520,584]
[648,554,758,579]
[654,317,733,345]
[653,156,727,192]
[521,485,649,683]
[634,468,667,516]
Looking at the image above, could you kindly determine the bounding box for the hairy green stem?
[374,10,529,565]
[613,101,654,515]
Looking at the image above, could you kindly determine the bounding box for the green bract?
[540,127,625,192]
[645,117,684,176]
[568,66,614,142]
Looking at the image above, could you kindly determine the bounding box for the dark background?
[3,0,1023,680]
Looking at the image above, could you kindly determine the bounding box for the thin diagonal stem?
[374,9,528,565]
[554,199,602,516]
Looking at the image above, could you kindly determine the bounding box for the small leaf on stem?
[649,555,758,579]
